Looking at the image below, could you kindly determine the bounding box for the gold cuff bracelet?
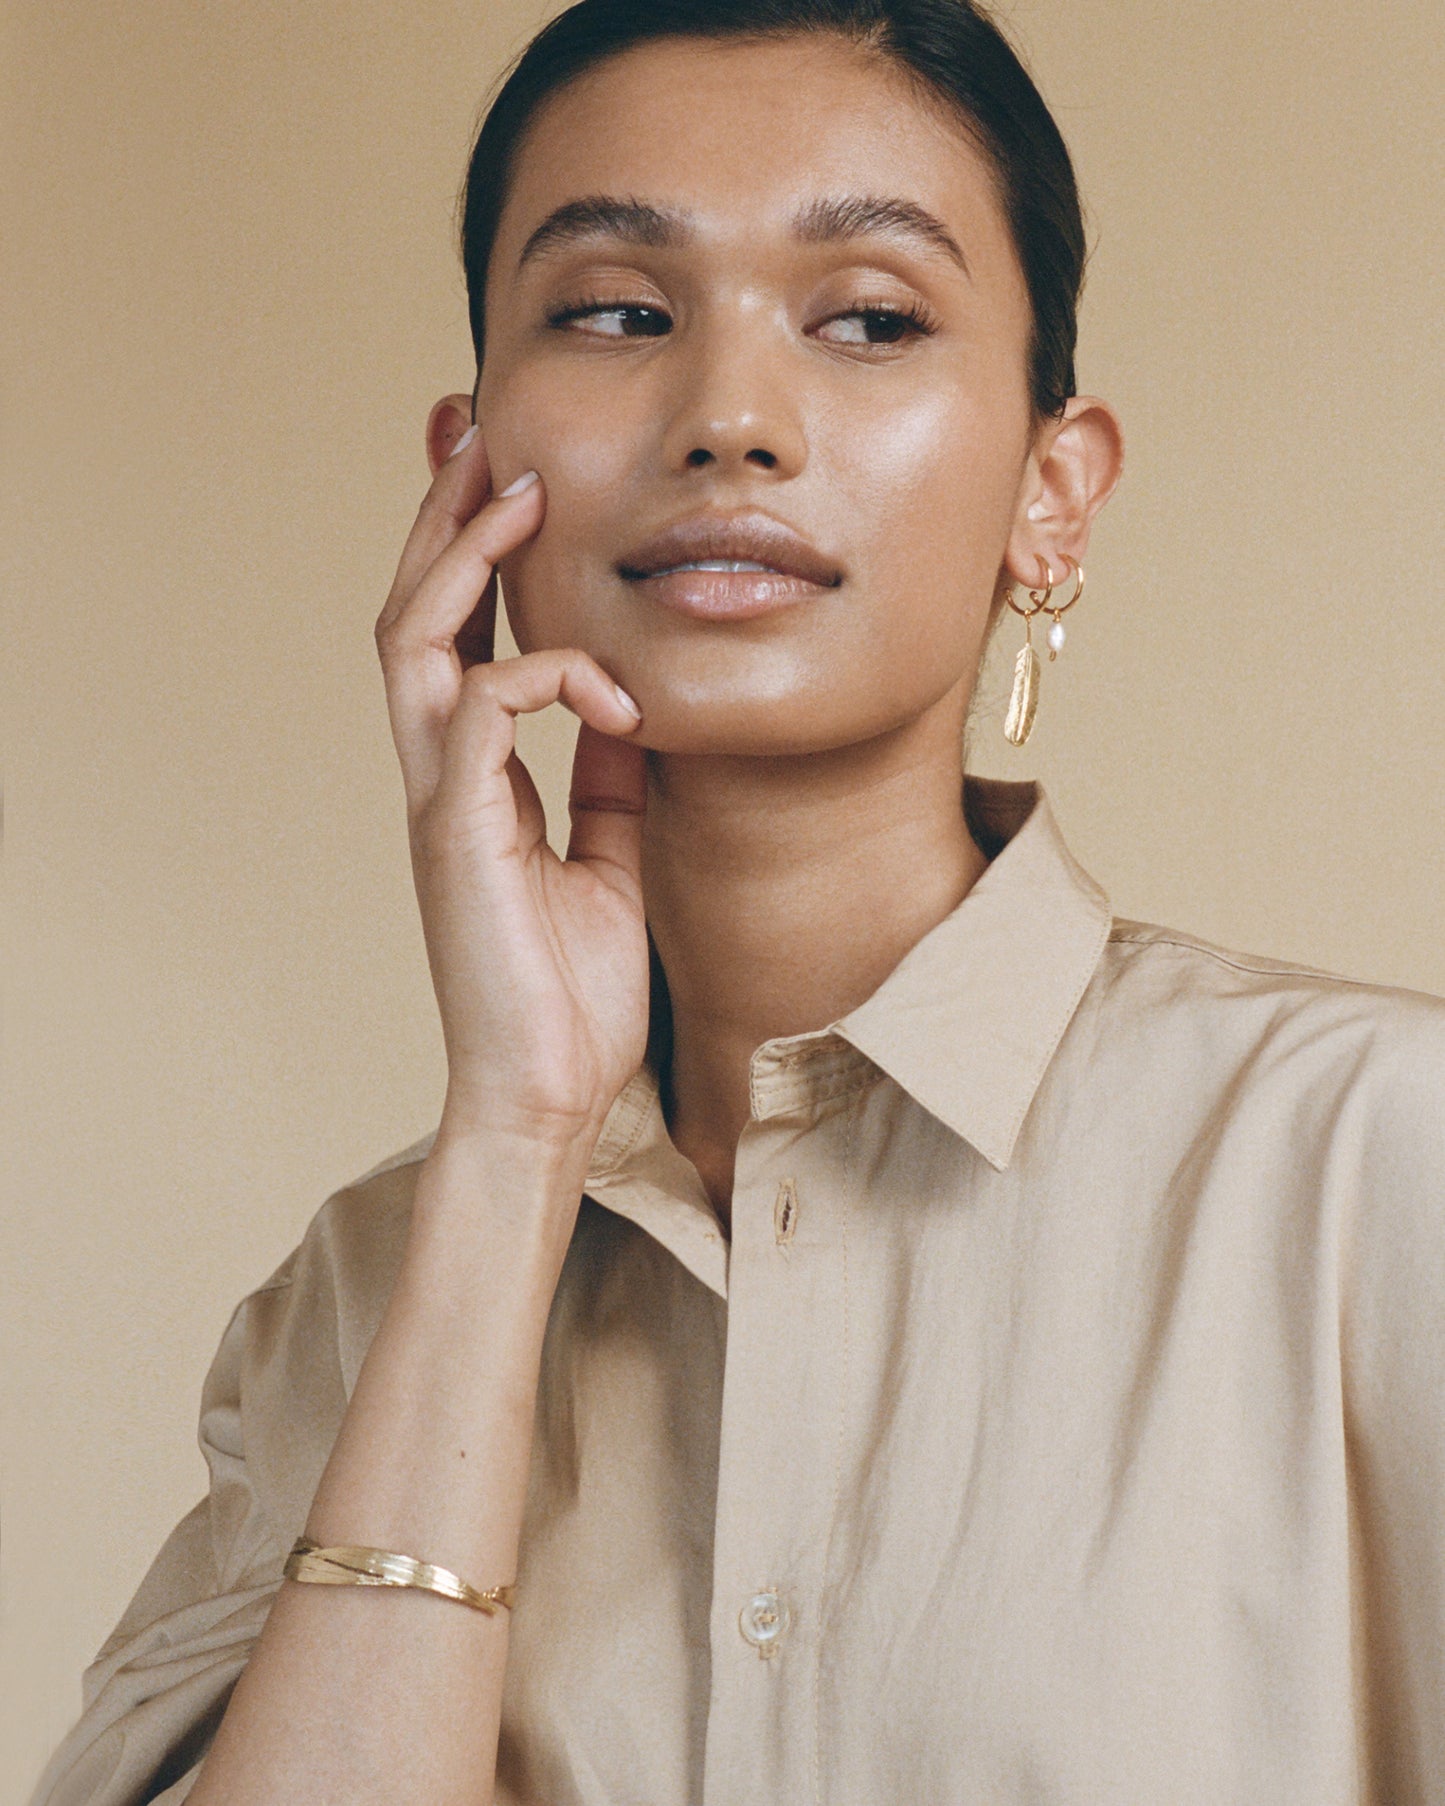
[283,1535,515,1615]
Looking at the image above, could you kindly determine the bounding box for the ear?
[425,392,478,477]
[1002,396,1125,592]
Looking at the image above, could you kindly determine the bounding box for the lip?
[617,510,844,590]
[632,567,828,621]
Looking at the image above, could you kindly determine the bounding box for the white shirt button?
[739,1589,790,1656]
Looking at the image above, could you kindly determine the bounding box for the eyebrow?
[515,192,970,277]
[795,194,970,274]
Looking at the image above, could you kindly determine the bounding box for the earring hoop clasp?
[1004,555,1055,620]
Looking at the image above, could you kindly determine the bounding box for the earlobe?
[425,392,479,476]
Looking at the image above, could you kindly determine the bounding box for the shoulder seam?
[240,1134,437,1301]
[1107,926,1413,996]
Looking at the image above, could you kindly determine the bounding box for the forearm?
[187,1127,593,1806]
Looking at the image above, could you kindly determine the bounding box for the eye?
[817,299,939,347]
[545,296,671,338]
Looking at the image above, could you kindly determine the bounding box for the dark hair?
[460,0,1085,418]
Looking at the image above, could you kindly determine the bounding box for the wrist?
[408,1119,598,1275]
[436,1084,610,1166]
[427,1112,604,1189]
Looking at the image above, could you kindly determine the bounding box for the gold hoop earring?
[1043,555,1085,662]
[1002,556,1053,747]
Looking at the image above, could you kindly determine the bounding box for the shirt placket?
[701,1037,867,1806]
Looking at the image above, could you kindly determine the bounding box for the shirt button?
[739,1590,791,1657]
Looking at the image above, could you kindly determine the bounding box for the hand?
[374,430,650,1151]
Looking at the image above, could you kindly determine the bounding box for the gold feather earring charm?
[1003,559,1053,747]
[1004,614,1042,746]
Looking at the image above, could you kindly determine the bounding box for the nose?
[658,298,808,480]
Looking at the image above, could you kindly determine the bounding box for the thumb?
[565,722,647,897]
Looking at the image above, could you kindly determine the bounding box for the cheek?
[910,383,1020,496]
[841,381,1025,613]
[482,366,635,501]
[820,380,1025,718]
[481,370,635,649]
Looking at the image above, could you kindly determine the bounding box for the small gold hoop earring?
[1005,556,1054,621]
[1043,554,1085,661]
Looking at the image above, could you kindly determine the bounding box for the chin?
[633,714,832,758]
[622,682,917,760]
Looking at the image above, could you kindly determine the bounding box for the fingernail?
[498,468,540,497]
[446,423,479,460]
[613,682,642,718]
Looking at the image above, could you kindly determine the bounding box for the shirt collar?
[584,1060,729,1296]
[829,777,1112,1171]
[583,777,1111,1289]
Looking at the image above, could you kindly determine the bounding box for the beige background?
[4,0,1442,1795]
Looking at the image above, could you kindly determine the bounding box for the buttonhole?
[774,1178,798,1246]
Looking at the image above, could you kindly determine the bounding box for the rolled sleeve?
[29,1279,291,1805]
[28,1138,420,1806]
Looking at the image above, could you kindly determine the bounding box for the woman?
[33,1,1444,1802]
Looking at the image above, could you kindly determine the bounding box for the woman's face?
[477,32,1042,756]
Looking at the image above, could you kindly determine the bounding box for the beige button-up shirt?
[33,780,1445,1806]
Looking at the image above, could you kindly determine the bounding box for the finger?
[565,722,648,894]
[429,650,642,825]
[504,748,549,859]
[454,568,499,670]
[377,480,545,799]
[378,427,495,633]
[376,470,542,653]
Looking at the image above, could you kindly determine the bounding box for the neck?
[641,695,987,1230]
